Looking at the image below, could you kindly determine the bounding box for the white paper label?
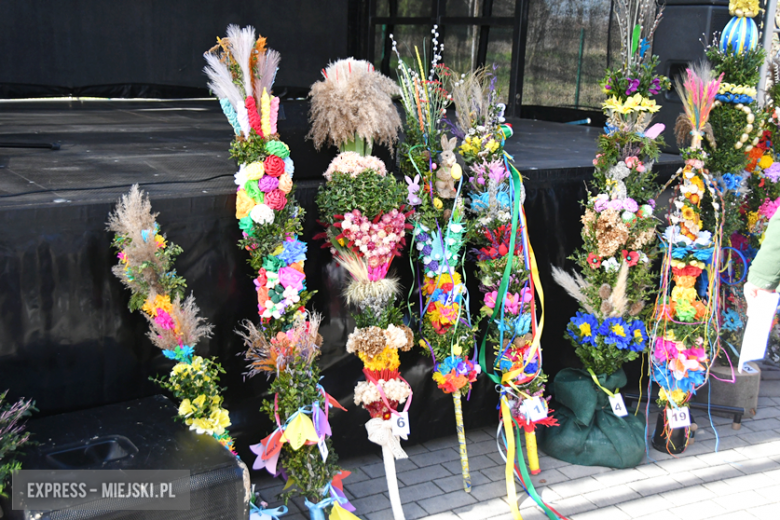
[667,407,691,429]
[391,411,410,437]
[317,436,328,462]
[741,363,758,374]
[523,396,548,422]
[609,393,628,417]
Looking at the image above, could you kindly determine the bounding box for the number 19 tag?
[523,397,548,422]
[391,411,410,438]
[667,407,691,429]
[609,393,628,417]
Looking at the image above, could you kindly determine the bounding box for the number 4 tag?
[609,393,628,417]
[523,397,547,422]
[391,411,410,438]
[667,407,691,429]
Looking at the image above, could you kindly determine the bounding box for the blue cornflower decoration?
[628,320,648,352]
[524,360,539,374]
[720,173,743,192]
[278,237,307,264]
[722,308,743,332]
[599,317,631,350]
[568,312,600,346]
[514,314,531,337]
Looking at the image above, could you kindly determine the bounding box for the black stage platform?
[0,99,682,460]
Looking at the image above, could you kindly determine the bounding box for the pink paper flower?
[654,337,679,362]
[485,290,498,309]
[278,266,306,291]
[155,310,176,330]
[504,292,520,315]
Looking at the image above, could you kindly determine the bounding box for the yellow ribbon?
[586,368,617,398]
[501,396,524,520]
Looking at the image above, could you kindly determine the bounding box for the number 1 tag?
[609,393,628,417]
[523,397,547,422]
[317,436,328,462]
[667,407,691,429]
[391,411,410,438]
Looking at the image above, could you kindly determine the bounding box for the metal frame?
[364,0,529,116]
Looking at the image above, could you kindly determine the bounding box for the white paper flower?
[602,257,619,273]
[250,204,275,225]
[234,165,248,188]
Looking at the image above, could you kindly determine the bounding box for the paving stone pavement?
[252,362,780,519]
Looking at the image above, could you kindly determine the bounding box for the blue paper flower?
[720,173,743,192]
[568,312,600,346]
[599,317,631,350]
[278,237,307,264]
[722,308,743,332]
[628,320,648,352]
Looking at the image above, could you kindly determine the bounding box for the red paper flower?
[622,250,639,266]
[587,253,602,269]
[264,189,288,211]
[264,155,285,178]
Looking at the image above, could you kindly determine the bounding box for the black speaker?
[1,395,249,520]
[652,0,732,152]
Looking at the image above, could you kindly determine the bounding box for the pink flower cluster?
[593,194,639,213]
[759,197,780,220]
[624,156,645,172]
[339,209,407,268]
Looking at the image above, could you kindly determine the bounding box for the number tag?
[667,407,691,429]
[391,411,410,438]
[317,436,328,462]
[609,393,628,417]
[742,363,758,374]
[523,397,547,422]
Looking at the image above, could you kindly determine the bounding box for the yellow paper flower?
[759,155,774,169]
[192,394,207,409]
[433,197,443,210]
[172,362,190,376]
[245,162,265,180]
[178,399,194,416]
[640,97,660,113]
[485,139,499,153]
[602,96,622,112]
[142,294,173,317]
[236,189,257,219]
[671,286,698,303]
[359,346,401,372]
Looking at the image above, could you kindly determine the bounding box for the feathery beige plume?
[551,266,595,314]
[608,261,630,317]
[308,58,401,152]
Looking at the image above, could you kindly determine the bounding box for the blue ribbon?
[249,502,288,520]
[304,497,334,520]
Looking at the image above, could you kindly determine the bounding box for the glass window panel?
[376,0,390,17]
[521,0,612,108]
[374,24,433,75]
[397,0,433,17]
[485,27,513,104]
[442,24,481,74]
[492,0,516,17]
[446,0,482,17]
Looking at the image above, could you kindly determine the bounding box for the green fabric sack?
[537,367,646,468]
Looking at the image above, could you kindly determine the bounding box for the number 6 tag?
[523,396,547,422]
[391,411,410,438]
[667,407,691,429]
[609,393,628,417]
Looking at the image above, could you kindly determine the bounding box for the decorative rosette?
[108,186,234,453]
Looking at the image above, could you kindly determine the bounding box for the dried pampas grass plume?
[449,67,490,135]
[551,266,595,314]
[147,294,213,351]
[107,184,156,237]
[607,261,629,317]
[308,58,401,152]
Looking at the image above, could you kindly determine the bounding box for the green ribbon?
[478,162,523,384]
